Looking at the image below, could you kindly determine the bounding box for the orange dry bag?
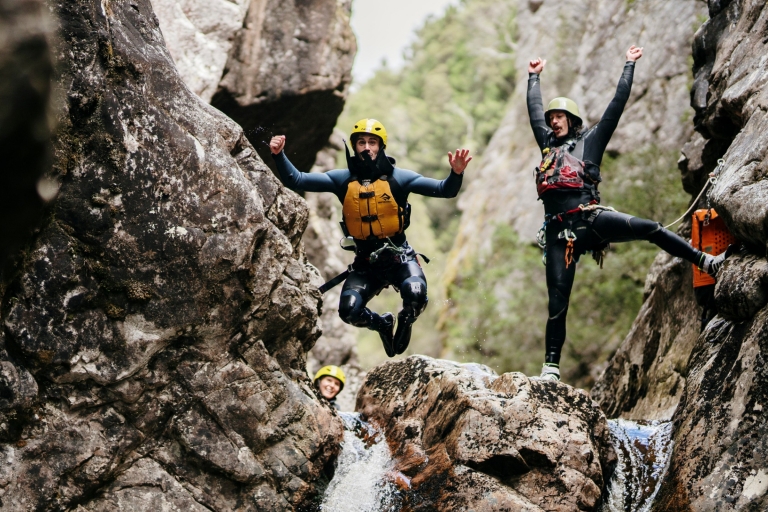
[691,209,736,287]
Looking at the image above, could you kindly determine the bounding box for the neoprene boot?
[537,363,561,382]
[368,311,395,357]
[393,311,415,355]
[701,244,736,278]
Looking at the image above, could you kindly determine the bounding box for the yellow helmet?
[351,118,387,146]
[313,365,346,390]
[544,97,583,128]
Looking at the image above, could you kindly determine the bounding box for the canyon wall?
[0,0,344,509]
[594,0,768,509]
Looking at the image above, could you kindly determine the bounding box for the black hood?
[345,141,395,179]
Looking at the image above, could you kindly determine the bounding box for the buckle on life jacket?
[360,215,379,222]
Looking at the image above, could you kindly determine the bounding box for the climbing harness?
[536,201,616,267]
[318,238,429,294]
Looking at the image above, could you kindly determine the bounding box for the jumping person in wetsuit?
[270,120,472,357]
[527,46,729,381]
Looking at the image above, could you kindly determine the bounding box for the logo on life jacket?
[342,178,407,240]
[534,139,591,197]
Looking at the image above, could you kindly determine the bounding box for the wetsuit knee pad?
[338,290,365,325]
[628,216,663,239]
[400,276,428,316]
[547,287,569,320]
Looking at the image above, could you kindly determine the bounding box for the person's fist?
[626,45,643,62]
[270,135,286,155]
[528,58,546,74]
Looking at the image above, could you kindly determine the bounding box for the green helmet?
[545,97,583,128]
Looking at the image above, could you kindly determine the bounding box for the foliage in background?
[337,0,517,369]
[445,146,691,388]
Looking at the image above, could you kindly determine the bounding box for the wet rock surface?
[357,356,617,511]
[0,0,343,509]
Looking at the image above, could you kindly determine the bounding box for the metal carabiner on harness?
[369,237,407,264]
[558,229,577,268]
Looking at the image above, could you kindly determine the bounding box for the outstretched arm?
[527,58,550,149]
[586,46,643,163]
[403,149,472,198]
[270,135,338,193]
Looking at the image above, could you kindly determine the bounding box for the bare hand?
[626,45,643,62]
[270,135,286,155]
[528,58,546,74]
[448,148,472,174]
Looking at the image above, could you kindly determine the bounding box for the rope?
[663,159,724,229]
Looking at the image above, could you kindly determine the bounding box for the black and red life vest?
[535,138,598,197]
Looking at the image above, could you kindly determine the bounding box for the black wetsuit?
[527,63,705,365]
[273,149,462,337]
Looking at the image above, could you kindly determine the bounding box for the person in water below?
[527,46,730,382]
[313,365,346,410]
[270,119,472,357]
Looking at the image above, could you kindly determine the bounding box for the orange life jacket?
[342,178,406,240]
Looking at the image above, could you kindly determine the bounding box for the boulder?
[151,0,355,172]
[212,0,356,173]
[356,356,616,511]
[0,0,343,509]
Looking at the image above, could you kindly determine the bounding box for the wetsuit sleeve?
[272,151,339,193]
[583,62,635,165]
[527,73,550,150]
[400,169,463,198]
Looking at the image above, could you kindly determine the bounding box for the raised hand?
[448,148,473,174]
[626,45,643,62]
[270,135,286,155]
[528,57,546,74]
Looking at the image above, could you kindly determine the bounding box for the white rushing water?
[321,413,400,511]
[601,419,674,512]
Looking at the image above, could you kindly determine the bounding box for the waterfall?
[321,412,401,511]
[601,419,674,512]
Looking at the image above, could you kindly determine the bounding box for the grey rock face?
[591,253,701,420]
[150,0,251,102]
[652,311,768,511]
[595,0,768,508]
[212,0,356,173]
[151,0,355,172]
[0,0,53,280]
[356,356,616,511]
[0,0,343,509]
